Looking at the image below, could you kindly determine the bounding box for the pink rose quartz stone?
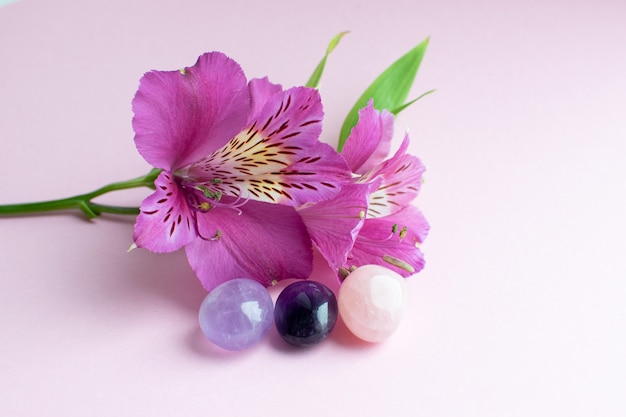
[338,265,407,342]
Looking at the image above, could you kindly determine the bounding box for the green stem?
[0,168,161,219]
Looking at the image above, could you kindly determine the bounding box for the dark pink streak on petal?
[364,134,426,218]
[133,171,197,252]
[186,86,351,205]
[133,52,250,171]
[271,140,351,205]
[341,100,394,174]
[186,200,313,291]
[245,86,350,204]
[247,77,283,124]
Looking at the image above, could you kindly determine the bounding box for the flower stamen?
[382,255,415,273]
[196,185,223,201]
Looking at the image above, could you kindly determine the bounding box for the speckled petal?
[133,171,197,252]
[247,77,283,124]
[362,134,425,218]
[185,86,351,206]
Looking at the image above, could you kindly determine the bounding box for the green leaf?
[338,37,430,151]
[389,89,436,115]
[305,31,349,89]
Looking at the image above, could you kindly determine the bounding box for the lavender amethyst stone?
[274,281,338,347]
[198,279,274,351]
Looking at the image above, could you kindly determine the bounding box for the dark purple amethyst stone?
[274,281,338,347]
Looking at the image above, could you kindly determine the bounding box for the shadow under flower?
[119,248,207,313]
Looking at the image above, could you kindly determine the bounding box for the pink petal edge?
[133,52,250,171]
[341,100,394,174]
[298,183,372,272]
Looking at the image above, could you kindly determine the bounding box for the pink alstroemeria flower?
[132,52,350,290]
[300,101,429,278]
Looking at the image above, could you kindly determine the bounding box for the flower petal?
[247,77,283,124]
[346,205,430,277]
[186,200,313,291]
[298,183,371,272]
[363,133,426,218]
[133,171,197,252]
[341,100,394,174]
[186,86,351,205]
[133,52,250,171]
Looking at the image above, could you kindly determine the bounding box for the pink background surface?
[1,0,625,415]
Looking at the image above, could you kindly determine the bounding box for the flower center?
[181,177,251,216]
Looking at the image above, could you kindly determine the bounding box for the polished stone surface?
[198,278,274,351]
[274,281,338,347]
[338,265,407,343]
